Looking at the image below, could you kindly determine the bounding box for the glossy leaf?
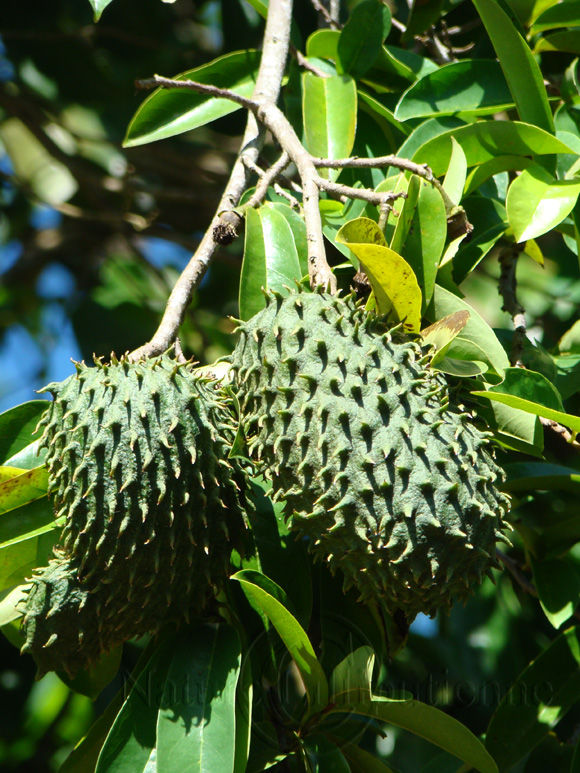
[89,0,115,21]
[0,499,60,592]
[451,197,507,284]
[60,691,125,773]
[530,554,580,629]
[0,401,47,465]
[442,138,467,206]
[156,624,241,773]
[96,637,176,773]
[340,743,396,773]
[503,462,580,493]
[337,0,391,78]
[402,177,447,307]
[421,311,470,359]
[395,60,513,120]
[404,0,444,38]
[412,122,573,177]
[358,90,409,140]
[535,31,580,55]
[472,368,580,433]
[425,285,509,376]
[336,218,422,332]
[61,647,123,700]
[328,695,497,773]
[303,734,350,772]
[464,155,534,197]
[506,164,580,242]
[124,50,261,147]
[473,0,554,133]
[330,646,375,704]
[432,357,487,377]
[486,626,580,769]
[231,569,329,714]
[531,2,580,33]
[389,174,419,254]
[239,203,308,320]
[0,466,48,516]
[302,73,357,180]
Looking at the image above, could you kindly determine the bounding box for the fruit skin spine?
[21,354,250,676]
[231,288,510,619]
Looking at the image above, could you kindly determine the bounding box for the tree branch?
[498,244,527,367]
[129,0,293,360]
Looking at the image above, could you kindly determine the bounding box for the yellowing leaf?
[337,218,422,332]
[421,311,470,357]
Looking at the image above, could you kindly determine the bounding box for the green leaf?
[433,357,487,377]
[531,2,580,33]
[451,197,507,283]
[534,31,580,55]
[472,368,580,433]
[340,743,397,773]
[389,174,419,255]
[506,163,580,242]
[442,138,467,206]
[395,60,513,121]
[560,319,580,353]
[402,177,447,307]
[0,499,60,593]
[156,624,241,773]
[302,73,357,180]
[337,0,391,78]
[303,734,350,772]
[328,695,497,773]
[124,50,261,147]
[412,122,573,178]
[486,626,580,769]
[530,553,580,629]
[0,401,47,465]
[89,0,114,21]
[358,90,410,141]
[330,646,374,704]
[336,218,422,332]
[464,155,534,197]
[60,647,123,700]
[425,285,509,376]
[421,311,470,358]
[503,462,580,493]
[472,0,554,133]
[404,0,444,38]
[96,637,176,773]
[239,203,308,320]
[60,691,125,773]
[0,466,48,516]
[231,569,329,715]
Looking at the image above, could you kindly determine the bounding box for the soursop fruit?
[231,289,510,619]
[22,354,250,675]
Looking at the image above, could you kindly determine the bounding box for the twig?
[540,418,580,448]
[310,0,340,29]
[312,154,460,216]
[135,75,254,108]
[129,0,293,360]
[245,151,291,208]
[290,45,330,78]
[496,550,537,597]
[273,183,301,208]
[497,549,580,622]
[316,176,407,207]
[498,244,527,367]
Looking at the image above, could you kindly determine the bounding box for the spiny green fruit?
[231,289,510,619]
[22,354,250,674]
[21,555,104,677]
